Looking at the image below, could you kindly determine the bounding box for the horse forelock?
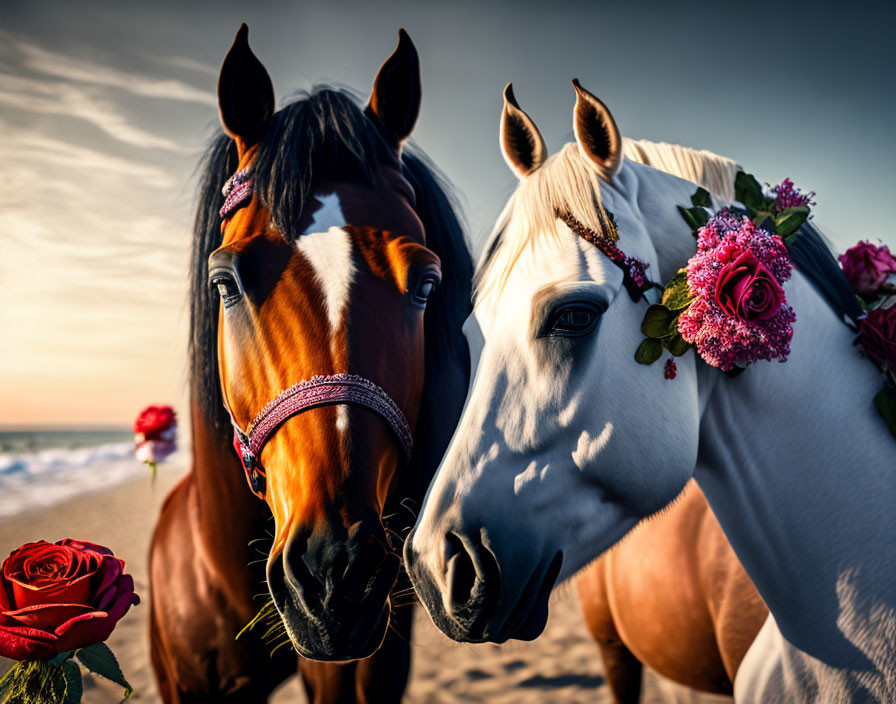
[474,143,615,306]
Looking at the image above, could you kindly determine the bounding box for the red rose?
[133,405,176,441]
[858,306,896,371]
[714,250,785,322]
[0,540,139,660]
[839,241,896,297]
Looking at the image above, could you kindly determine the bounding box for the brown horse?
[577,481,769,702]
[149,26,472,702]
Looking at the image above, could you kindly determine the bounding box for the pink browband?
[226,373,414,500]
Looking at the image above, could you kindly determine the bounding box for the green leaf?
[640,304,674,338]
[676,205,710,234]
[62,662,82,704]
[752,211,775,232]
[75,643,133,701]
[775,206,809,238]
[735,171,764,211]
[663,332,692,357]
[635,338,663,365]
[677,205,699,231]
[874,387,896,439]
[661,269,694,310]
[690,186,712,208]
[47,651,74,667]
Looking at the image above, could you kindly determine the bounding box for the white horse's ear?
[500,83,546,180]
[572,78,622,179]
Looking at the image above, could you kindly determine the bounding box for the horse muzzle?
[267,519,401,661]
[404,524,563,644]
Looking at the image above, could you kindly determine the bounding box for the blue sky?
[1,0,893,424]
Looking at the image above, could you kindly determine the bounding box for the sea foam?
[0,442,185,521]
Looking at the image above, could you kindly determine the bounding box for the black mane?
[788,221,864,324]
[189,86,472,436]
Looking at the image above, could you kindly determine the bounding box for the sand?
[0,463,729,703]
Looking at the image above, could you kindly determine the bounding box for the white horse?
[405,80,895,701]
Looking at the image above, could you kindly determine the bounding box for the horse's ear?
[500,83,546,180]
[571,78,622,179]
[218,24,275,153]
[366,29,421,150]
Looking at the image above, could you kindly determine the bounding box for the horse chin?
[288,602,391,662]
[269,557,399,662]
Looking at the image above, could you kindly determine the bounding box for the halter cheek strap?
[556,209,657,302]
[223,373,414,500]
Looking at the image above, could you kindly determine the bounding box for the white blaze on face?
[336,405,349,432]
[296,225,356,332]
[294,195,354,435]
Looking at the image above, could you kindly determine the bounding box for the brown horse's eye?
[411,273,439,308]
[210,273,243,309]
[541,303,603,338]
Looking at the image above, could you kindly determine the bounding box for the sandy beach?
[0,462,729,703]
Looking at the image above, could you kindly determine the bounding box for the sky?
[1,0,894,426]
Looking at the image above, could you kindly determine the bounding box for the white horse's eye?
[541,304,603,338]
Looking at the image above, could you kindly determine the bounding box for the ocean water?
[0,428,185,521]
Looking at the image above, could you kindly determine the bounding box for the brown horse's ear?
[366,29,421,151]
[571,78,622,179]
[218,24,275,153]
[500,83,546,180]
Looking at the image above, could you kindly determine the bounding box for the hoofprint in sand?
[0,459,728,703]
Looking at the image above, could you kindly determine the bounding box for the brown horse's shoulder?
[157,471,194,517]
[692,488,768,682]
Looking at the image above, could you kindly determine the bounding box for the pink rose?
[838,241,896,296]
[858,306,896,371]
[714,250,785,322]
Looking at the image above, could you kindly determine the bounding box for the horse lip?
[290,601,391,662]
[268,553,400,660]
[491,550,563,643]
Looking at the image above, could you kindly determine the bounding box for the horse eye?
[541,304,602,337]
[411,274,439,308]
[210,273,242,309]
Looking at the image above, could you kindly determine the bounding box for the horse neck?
[693,269,896,669]
[189,401,272,567]
[619,162,896,668]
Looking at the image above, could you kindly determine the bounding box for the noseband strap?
[225,373,414,500]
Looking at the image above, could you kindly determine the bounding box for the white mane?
[476,138,740,303]
[622,138,740,202]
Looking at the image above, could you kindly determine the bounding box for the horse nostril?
[281,534,322,599]
[445,533,479,609]
[342,538,388,600]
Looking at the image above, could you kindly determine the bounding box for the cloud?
[14,38,216,106]
[4,132,176,189]
[0,72,182,150]
[155,55,218,77]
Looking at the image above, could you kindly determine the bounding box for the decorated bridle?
[218,168,415,500]
[555,207,656,302]
[223,374,414,500]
